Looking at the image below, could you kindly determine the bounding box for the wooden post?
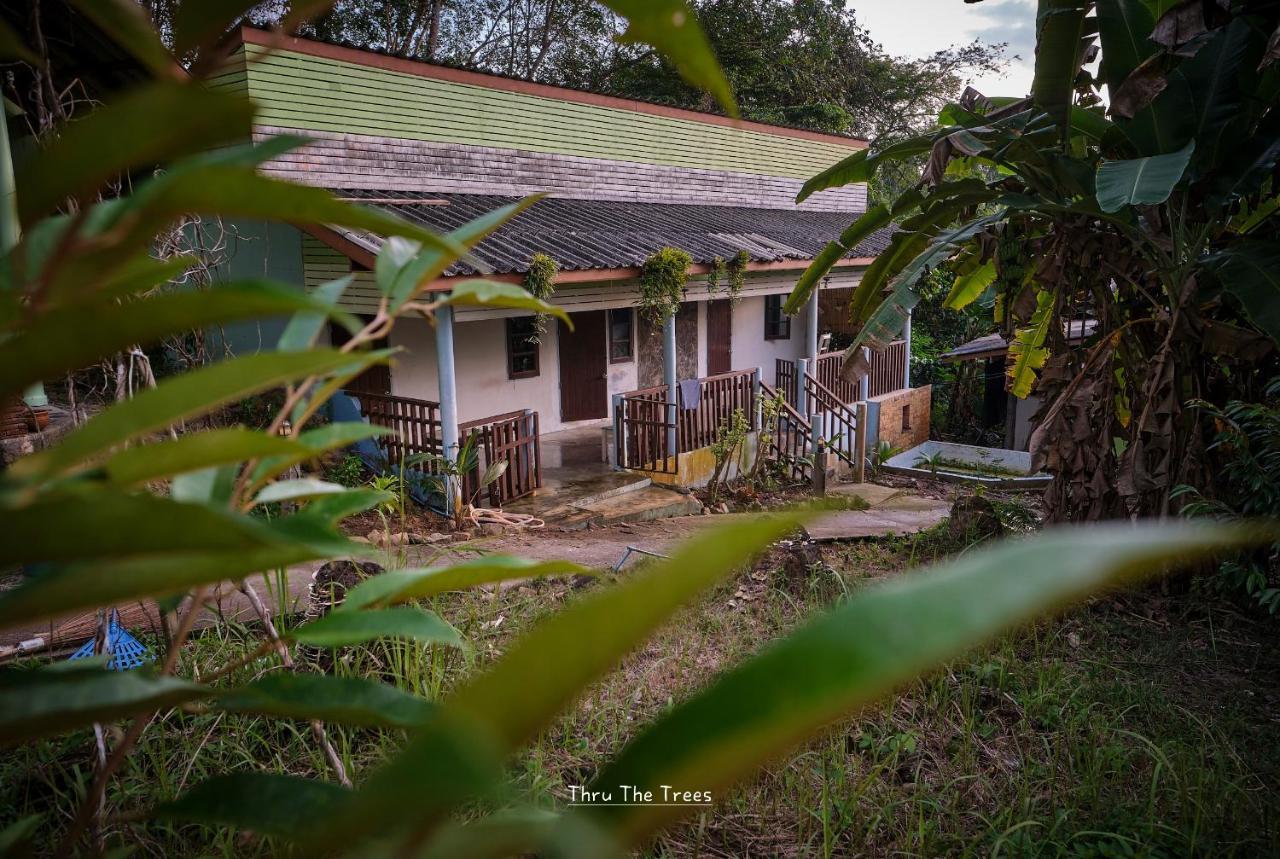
[809,411,826,496]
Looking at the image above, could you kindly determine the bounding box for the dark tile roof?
[329,190,892,277]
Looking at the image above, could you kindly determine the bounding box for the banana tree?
[787,0,1280,521]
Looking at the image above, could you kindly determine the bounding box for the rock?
[366,529,384,544]
[949,494,1004,540]
[716,502,730,514]
[479,523,506,537]
[310,560,384,615]
[348,535,371,544]
[701,505,711,515]
[424,532,451,544]
[450,530,472,543]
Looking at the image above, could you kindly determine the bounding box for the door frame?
[557,310,609,422]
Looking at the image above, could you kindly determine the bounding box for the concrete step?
[559,485,702,530]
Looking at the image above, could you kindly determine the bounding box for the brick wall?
[870,385,931,452]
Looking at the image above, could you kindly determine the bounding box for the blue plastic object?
[68,609,155,670]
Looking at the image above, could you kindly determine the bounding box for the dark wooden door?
[558,310,608,422]
[706,299,733,376]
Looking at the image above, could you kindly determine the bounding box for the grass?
[3,522,1278,856]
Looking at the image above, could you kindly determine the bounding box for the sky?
[849,0,1038,99]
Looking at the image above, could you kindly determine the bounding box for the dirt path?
[1,484,951,653]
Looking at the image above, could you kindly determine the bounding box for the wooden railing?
[348,392,541,507]
[776,358,798,406]
[678,369,757,450]
[616,394,677,474]
[868,340,908,397]
[813,351,857,403]
[803,374,866,479]
[348,390,443,466]
[777,340,908,405]
[616,370,758,470]
[760,381,812,482]
[459,409,542,506]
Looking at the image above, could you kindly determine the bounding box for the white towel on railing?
[679,378,701,410]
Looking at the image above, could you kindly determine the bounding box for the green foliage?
[1176,379,1280,614]
[523,251,559,341]
[637,246,693,324]
[706,406,749,501]
[325,453,367,488]
[726,249,749,303]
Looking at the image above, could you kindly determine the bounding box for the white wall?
[390,315,638,434]
[731,294,811,387]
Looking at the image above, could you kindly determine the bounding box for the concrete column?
[663,312,677,457]
[805,289,820,362]
[752,366,764,431]
[796,357,810,417]
[858,347,870,401]
[903,310,913,389]
[610,392,624,468]
[435,305,459,461]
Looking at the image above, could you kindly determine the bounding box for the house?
[941,320,1097,451]
[210,27,924,501]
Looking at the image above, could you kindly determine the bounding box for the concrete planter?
[883,440,1051,489]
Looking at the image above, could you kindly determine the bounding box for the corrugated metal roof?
[329,190,893,277]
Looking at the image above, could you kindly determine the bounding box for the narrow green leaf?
[603,1,736,117]
[279,277,354,352]
[8,349,388,484]
[16,82,253,225]
[217,673,437,728]
[120,167,467,260]
[585,522,1273,841]
[171,464,238,505]
[290,606,466,650]
[98,428,305,487]
[441,280,570,322]
[783,204,893,315]
[944,260,997,309]
[253,478,350,506]
[0,492,297,567]
[248,422,394,487]
[0,666,207,746]
[0,280,351,400]
[292,488,392,524]
[340,557,592,612]
[796,135,934,203]
[1095,139,1194,212]
[152,774,352,841]
[783,242,845,317]
[0,502,366,628]
[311,515,807,848]
[380,198,543,312]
